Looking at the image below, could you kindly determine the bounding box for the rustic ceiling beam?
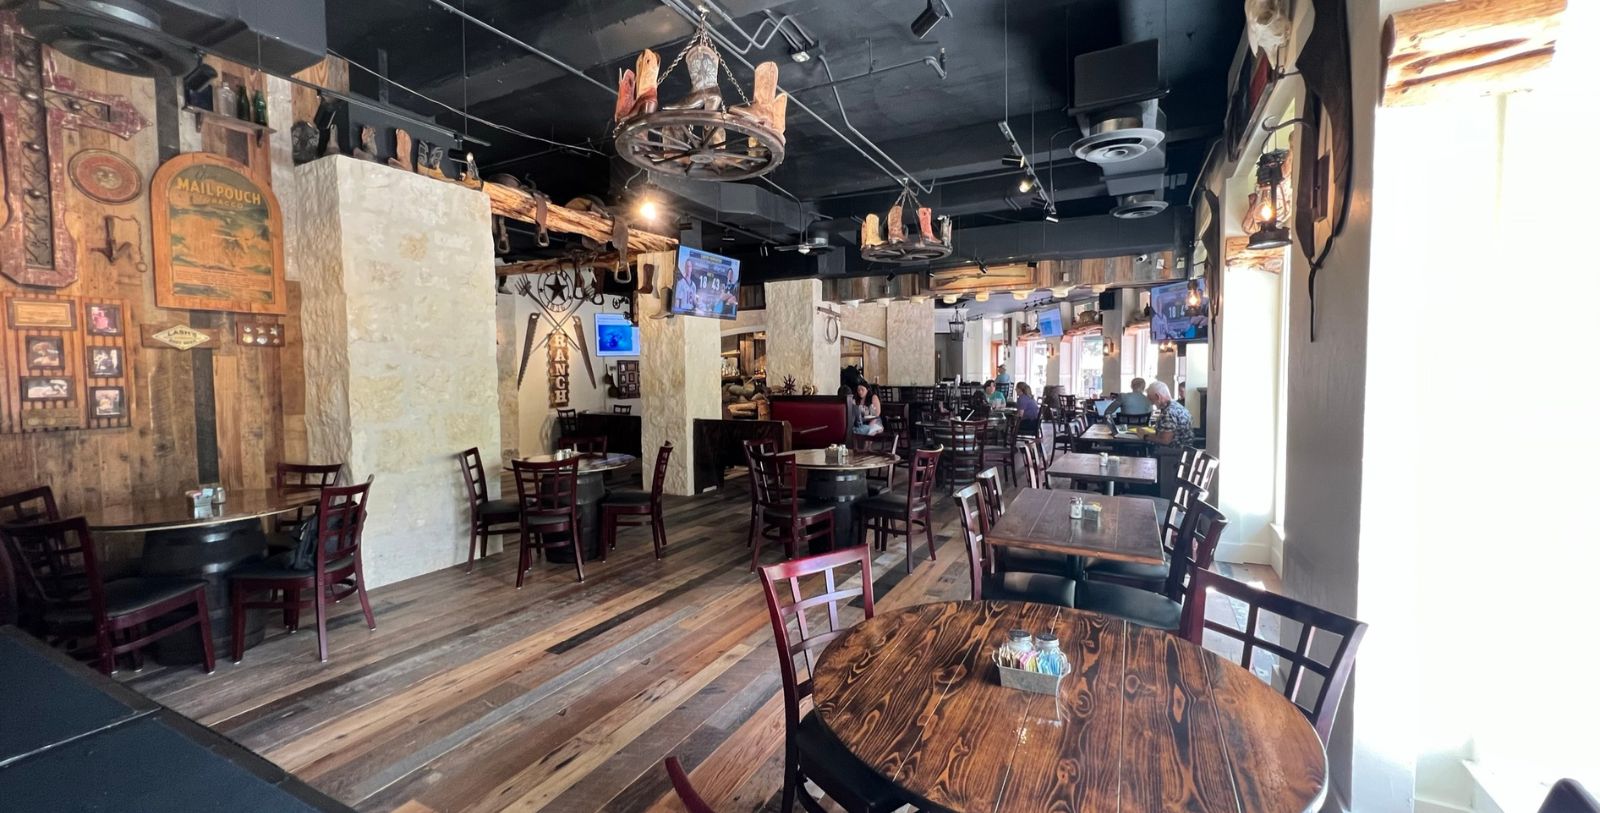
[483,182,679,254]
[1382,0,1565,107]
[496,253,624,276]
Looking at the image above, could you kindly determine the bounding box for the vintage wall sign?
[150,152,287,315]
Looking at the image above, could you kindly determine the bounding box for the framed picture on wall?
[90,387,126,418]
[88,347,124,377]
[26,336,64,369]
[21,377,73,401]
[86,304,123,336]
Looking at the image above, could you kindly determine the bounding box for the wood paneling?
[0,46,300,515]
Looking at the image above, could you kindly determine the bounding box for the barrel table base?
[138,519,269,665]
[541,473,607,564]
[803,471,869,553]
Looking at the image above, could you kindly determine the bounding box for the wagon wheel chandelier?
[859,186,953,264]
[612,11,788,182]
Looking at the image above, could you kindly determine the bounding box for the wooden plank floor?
[124,465,1279,813]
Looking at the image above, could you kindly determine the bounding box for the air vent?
[19,1,190,77]
[1111,192,1168,219]
[1070,114,1165,164]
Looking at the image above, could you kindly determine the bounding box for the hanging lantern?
[613,11,787,181]
[1243,149,1292,250]
[860,186,953,264]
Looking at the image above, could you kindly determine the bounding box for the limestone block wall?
[764,278,838,392]
[638,254,720,495]
[295,156,500,589]
[887,299,936,385]
[841,302,887,343]
[496,293,519,461]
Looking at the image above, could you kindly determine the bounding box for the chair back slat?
[613,404,633,415]
[758,546,875,728]
[1180,567,1368,744]
[748,451,798,514]
[904,446,941,512]
[556,408,579,437]
[558,435,608,456]
[1,516,102,620]
[1160,499,1228,603]
[513,458,580,517]
[315,478,373,567]
[457,447,490,505]
[975,467,1005,529]
[276,462,345,533]
[649,442,675,501]
[0,486,60,525]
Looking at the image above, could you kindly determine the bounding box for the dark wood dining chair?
[600,442,672,560]
[757,546,904,813]
[663,757,716,813]
[1180,567,1368,745]
[742,439,779,550]
[1,516,214,675]
[1019,437,1046,488]
[271,461,345,547]
[555,407,580,438]
[975,466,1005,529]
[944,418,987,492]
[512,457,585,585]
[748,450,832,571]
[954,483,1073,606]
[1539,780,1600,813]
[1082,472,1209,592]
[612,404,633,415]
[229,478,377,663]
[457,447,520,572]
[1051,414,1088,460]
[557,435,608,456]
[879,402,910,452]
[855,446,941,573]
[846,431,898,496]
[1074,499,1228,632]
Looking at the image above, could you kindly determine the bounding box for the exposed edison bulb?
[1186,279,1203,308]
[638,198,659,221]
[1255,197,1275,222]
[974,291,990,302]
[1018,176,1035,193]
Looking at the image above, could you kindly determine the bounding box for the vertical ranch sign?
[150,153,287,315]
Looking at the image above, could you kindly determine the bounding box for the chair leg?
[781,743,799,813]
[516,525,531,589]
[466,520,479,573]
[904,517,916,573]
[354,561,376,631]
[231,583,246,663]
[749,521,764,571]
[312,577,331,662]
[571,521,586,582]
[285,589,300,632]
[924,513,938,563]
[746,505,758,548]
[651,510,665,560]
[599,511,613,563]
[93,626,115,675]
[194,589,215,674]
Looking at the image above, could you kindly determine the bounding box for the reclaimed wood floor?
[124,468,1279,813]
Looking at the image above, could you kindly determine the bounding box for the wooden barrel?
[139,519,269,664]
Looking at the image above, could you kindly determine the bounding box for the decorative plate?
[68,149,143,205]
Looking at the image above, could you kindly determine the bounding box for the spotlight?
[1043,205,1059,223]
[977,260,990,274]
[1017,176,1034,194]
[911,0,952,38]
[1000,153,1026,168]
[789,47,811,63]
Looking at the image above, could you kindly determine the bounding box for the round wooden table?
[86,489,320,664]
[508,452,636,562]
[783,449,898,552]
[812,600,1328,813]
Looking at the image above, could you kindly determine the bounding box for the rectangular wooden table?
[1045,452,1158,495]
[1077,423,1154,450]
[985,487,1165,565]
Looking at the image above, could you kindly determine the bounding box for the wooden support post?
[1382,0,1565,107]
[482,183,678,254]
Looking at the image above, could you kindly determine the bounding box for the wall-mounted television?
[1150,281,1209,342]
[593,313,639,357]
[671,247,740,319]
[1036,305,1064,338]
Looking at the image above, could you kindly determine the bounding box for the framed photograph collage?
[2,293,132,433]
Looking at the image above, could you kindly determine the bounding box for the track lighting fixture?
[1017,176,1034,194]
[911,0,952,38]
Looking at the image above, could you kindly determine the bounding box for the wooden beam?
[483,183,678,254]
[1382,0,1564,107]
[497,254,624,276]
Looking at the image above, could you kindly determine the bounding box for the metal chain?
[657,9,708,85]
[718,57,753,107]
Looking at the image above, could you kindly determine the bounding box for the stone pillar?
[886,299,935,385]
[638,252,720,495]
[1100,289,1127,393]
[295,156,500,589]
[764,278,838,392]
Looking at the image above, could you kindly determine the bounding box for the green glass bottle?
[235,85,250,120]
[252,89,267,126]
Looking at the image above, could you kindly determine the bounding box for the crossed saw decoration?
[513,262,610,407]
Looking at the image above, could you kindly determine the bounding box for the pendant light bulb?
[1256,198,1275,222]
[638,198,658,221]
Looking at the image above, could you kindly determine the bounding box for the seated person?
[851,383,884,436]
[1105,377,1153,423]
[1014,382,1041,435]
[984,380,1006,409]
[1146,381,1194,448]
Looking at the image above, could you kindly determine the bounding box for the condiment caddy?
[992,628,1070,694]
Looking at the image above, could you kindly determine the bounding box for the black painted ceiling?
[328,0,1241,259]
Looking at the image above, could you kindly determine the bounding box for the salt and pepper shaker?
[1069,495,1085,519]
[1098,451,1109,468]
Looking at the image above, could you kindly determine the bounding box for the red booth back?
[768,396,848,450]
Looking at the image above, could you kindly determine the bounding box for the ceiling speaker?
[19,0,193,78]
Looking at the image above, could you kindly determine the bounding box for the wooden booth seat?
[767,396,849,450]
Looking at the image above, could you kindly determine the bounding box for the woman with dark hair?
[852,382,884,436]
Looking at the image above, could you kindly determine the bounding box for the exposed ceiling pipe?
[660,0,934,196]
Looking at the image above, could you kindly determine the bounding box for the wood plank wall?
[0,47,307,515]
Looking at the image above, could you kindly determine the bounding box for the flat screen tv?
[1036,305,1064,338]
[1150,281,1209,342]
[593,313,639,357]
[671,246,740,319]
